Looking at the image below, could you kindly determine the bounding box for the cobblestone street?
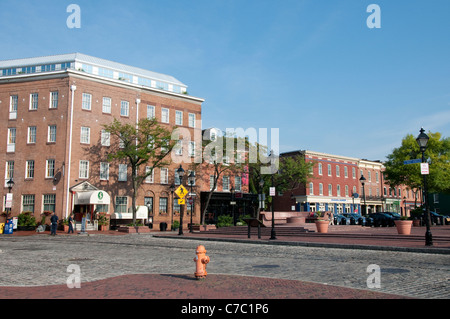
[0,233,448,299]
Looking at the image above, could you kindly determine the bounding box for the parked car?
[333,214,351,225]
[343,213,368,226]
[384,212,402,220]
[368,212,396,227]
[422,211,446,225]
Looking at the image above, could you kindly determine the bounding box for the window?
[352,167,356,179]
[9,95,18,120]
[48,125,57,143]
[376,171,379,183]
[7,128,16,152]
[120,100,129,117]
[5,161,14,187]
[327,164,332,176]
[159,197,168,214]
[25,160,35,179]
[145,167,154,183]
[102,97,111,113]
[100,163,109,180]
[80,127,90,144]
[101,130,110,146]
[319,183,323,196]
[50,91,58,109]
[345,185,349,197]
[118,164,127,181]
[188,113,196,128]
[174,140,183,156]
[28,126,36,144]
[344,166,348,178]
[82,93,92,110]
[337,185,341,197]
[22,195,35,213]
[145,197,153,215]
[309,182,314,195]
[336,165,340,177]
[174,168,181,185]
[175,110,183,125]
[115,196,128,213]
[223,176,230,191]
[43,194,56,213]
[353,186,357,194]
[161,108,169,123]
[79,160,89,179]
[147,105,155,119]
[328,184,332,196]
[368,171,371,182]
[189,141,195,157]
[160,168,168,184]
[318,163,322,175]
[235,176,242,192]
[46,159,55,178]
[30,93,38,110]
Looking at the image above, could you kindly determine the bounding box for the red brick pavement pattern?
[1,274,409,299]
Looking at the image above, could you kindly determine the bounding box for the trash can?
[159,222,167,231]
[3,219,14,234]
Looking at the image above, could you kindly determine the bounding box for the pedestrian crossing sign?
[175,185,188,199]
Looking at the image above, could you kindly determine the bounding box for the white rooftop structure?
[0,53,188,94]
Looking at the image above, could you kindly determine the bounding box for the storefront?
[70,182,110,224]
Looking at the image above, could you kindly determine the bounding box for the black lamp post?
[403,196,407,217]
[230,186,235,226]
[169,183,175,231]
[188,171,195,233]
[177,165,185,235]
[5,178,14,222]
[359,175,367,215]
[416,128,432,246]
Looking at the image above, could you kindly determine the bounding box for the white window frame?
[30,93,38,110]
[7,128,16,152]
[145,167,154,183]
[82,93,92,110]
[27,126,37,144]
[26,160,35,179]
[9,95,18,120]
[120,100,129,117]
[50,91,58,109]
[101,130,110,146]
[48,125,57,143]
[100,162,109,181]
[175,110,183,125]
[45,159,55,178]
[80,127,90,144]
[188,113,196,128]
[79,160,89,179]
[147,105,155,119]
[118,164,127,181]
[102,97,112,113]
[160,168,168,184]
[161,108,169,123]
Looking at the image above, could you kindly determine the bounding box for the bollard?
[194,245,210,280]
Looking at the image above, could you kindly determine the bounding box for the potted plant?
[97,214,109,231]
[315,211,330,233]
[60,218,70,232]
[172,220,180,231]
[17,212,37,231]
[395,216,413,235]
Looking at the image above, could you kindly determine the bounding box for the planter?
[62,225,69,232]
[412,219,421,227]
[99,225,109,231]
[191,225,217,232]
[17,225,37,231]
[118,226,150,233]
[315,220,329,233]
[395,220,413,235]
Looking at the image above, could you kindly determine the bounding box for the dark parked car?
[368,212,397,227]
[333,214,351,225]
[343,213,368,226]
[384,212,402,220]
[422,211,446,225]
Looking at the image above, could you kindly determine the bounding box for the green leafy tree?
[384,131,450,194]
[103,118,175,225]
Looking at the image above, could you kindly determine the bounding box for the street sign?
[178,198,185,205]
[5,193,12,208]
[188,197,193,205]
[269,187,276,196]
[175,185,188,199]
[404,159,422,165]
[421,163,429,175]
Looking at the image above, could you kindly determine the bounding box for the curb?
[154,234,450,255]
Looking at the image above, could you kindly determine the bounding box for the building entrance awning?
[74,190,110,205]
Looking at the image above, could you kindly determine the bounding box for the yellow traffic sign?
[175,185,188,199]
[178,198,185,205]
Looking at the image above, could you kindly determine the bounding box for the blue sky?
[1,0,449,161]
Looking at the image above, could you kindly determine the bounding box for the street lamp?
[403,196,407,217]
[5,178,14,222]
[416,128,432,246]
[177,165,185,235]
[188,171,195,233]
[230,186,235,226]
[359,175,367,215]
[169,183,175,231]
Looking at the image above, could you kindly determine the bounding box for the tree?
[103,118,175,225]
[248,145,315,214]
[384,131,450,195]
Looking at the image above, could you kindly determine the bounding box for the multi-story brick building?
[0,53,213,229]
[275,150,422,217]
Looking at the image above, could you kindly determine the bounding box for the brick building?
[0,53,214,229]
[275,150,422,217]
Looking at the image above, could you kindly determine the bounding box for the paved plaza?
[0,229,449,301]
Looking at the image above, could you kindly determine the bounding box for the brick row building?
[275,150,421,216]
[0,53,248,230]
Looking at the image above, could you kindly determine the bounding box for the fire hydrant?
[194,245,210,279]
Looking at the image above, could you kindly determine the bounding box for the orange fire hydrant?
[194,245,210,279]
